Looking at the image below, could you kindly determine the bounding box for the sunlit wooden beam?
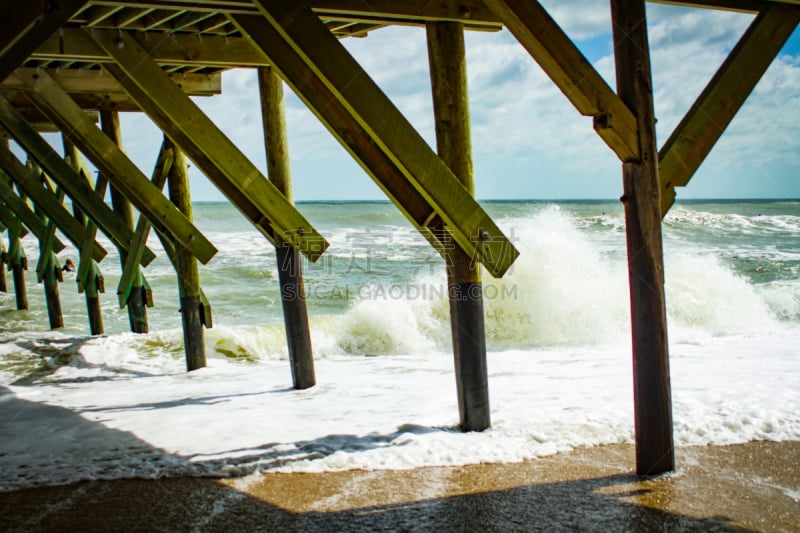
[485,0,639,162]
[0,94,158,266]
[658,4,800,215]
[89,29,329,262]
[16,69,216,264]
[232,3,518,277]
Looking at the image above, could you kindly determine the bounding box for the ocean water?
[1,199,798,490]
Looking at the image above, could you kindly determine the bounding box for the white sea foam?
[1,328,798,490]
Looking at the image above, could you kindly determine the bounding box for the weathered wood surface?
[611,0,675,476]
[259,66,316,390]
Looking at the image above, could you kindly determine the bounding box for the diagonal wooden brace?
[118,140,174,308]
[484,0,639,162]
[658,4,800,216]
[0,174,66,253]
[0,145,107,262]
[0,94,157,266]
[13,69,217,264]
[0,0,88,82]
[232,2,518,277]
[87,29,328,263]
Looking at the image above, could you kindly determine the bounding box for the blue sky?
[62,3,800,201]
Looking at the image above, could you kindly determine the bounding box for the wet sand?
[1,441,798,532]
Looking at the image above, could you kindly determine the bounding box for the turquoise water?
[1,199,798,353]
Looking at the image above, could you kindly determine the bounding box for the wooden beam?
[2,90,159,113]
[30,164,65,330]
[118,140,173,308]
[232,14,447,259]
[0,145,106,262]
[650,0,799,13]
[33,28,269,69]
[0,102,99,131]
[5,213,28,311]
[89,29,328,262]
[0,174,66,253]
[0,0,88,82]
[612,0,674,476]
[2,68,222,95]
[63,137,105,335]
[428,22,490,432]
[484,0,640,162]
[258,66,316,390]
[232,3,519,278]
[311,0,502,26]
[167,140,207,371]
[0,231,6,292]
[0,94,157,266]
[16,68,217,264]
[101,109,150,333]
[0,209,28,238]
[658,4,800,216]
[69,0,504,26]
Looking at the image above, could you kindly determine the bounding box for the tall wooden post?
[427,22,490,431]
[1,140,26,309]
[258,66,316,390]
[611,0,674,475]
[41,251,63,328]
[7,216,27,311]
[0,233,7,292]
[63,138,105,335]
[100,110,148,333]
[166,139,206,371]
[30,161,64,329]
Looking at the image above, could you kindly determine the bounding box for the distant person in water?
[62,259,75,272]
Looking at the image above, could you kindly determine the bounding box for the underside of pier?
[1,0,797,476]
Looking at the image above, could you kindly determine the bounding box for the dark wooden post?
[1,140,26,309]
[0,232,7,292]
[427,22,490,431]
[258,66,316,390]
[101,110,149,333]
[30,162,64,329]
[611,0,674,475]
[42,252,63,328]
[62,138,105,335]
[7,217,28,310]
[166,140,206,371]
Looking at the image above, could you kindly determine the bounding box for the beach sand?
[1,441,797,532]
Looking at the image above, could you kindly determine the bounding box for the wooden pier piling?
[611,0,675,476]
[427,22,490,431]
[31,163,65,330]
[0,236,6,293]
[167,141,206,371]
[42,255,63,328]
[258,66,316,390]
[63,138,106,335]
[8,218,27,311]
[101,111,149,334]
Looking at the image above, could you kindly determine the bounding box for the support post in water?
[0,231,7,292]
[611,0,674,475]
[30,161,64,329]
[258,66,316,389]
[63,138,106,335]
[1,141,27,310]
[166,139,206,371]
[101,110,149,333]
[427,22,490,431]
[8,217,28,310]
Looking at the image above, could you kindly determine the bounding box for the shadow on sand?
[0,387,762,532]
